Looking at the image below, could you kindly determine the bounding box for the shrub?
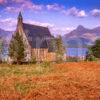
[85,54,95,61]
[40,61,51,68]
[56,58,65,63]
[67,57,78,62]
[30,56,36,64]
[0,59,2,64]
[14,82,30,94]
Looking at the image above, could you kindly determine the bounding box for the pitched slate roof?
[23,23,54,50]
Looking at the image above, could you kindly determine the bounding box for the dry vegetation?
[0,61,100,100]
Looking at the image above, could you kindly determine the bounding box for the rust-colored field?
[0,61,100,100]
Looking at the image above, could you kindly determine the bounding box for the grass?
[0,61,100,99]
[0,63,53,76]
[14,81,30,94]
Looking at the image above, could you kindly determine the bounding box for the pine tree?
[85,48,95,61]
[91,39,100,58]
[49,37,56,52]
[0,39,7,62]
[85,39,100,61]
[55,35,65,62]
[9,32,25,64]
[0,39,3,62]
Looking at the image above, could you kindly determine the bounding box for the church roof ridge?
[23,23,48,29]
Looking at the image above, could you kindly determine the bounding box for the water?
[66,48,88,57]
[2,47,88,60]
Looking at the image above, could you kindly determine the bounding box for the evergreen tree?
[55,35,65,62]
[9,32,25,64]
[0,39,3,62]
[0,38,7,62]
[49,37,56,52]
[85,39,100,61]
[85,48,95,61]
[91,39,100,58]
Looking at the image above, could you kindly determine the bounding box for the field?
[0,61,100,100]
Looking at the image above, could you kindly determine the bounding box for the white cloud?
[2,1,88,18]
[4,0,44,13]
[46,5,87,18]
[5,6,20,12]
[21,1,43,11]
[0,18,17,31]
[50,26,75,36]
[12,0,26,3]
[91,9,100,17]
[63,7,87,17]
[77,10,86,17]
[46,3,64,11]
[5,4,43,13]
[26,20,54,27]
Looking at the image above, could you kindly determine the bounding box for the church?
[11,12,56,62]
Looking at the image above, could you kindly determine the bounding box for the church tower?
[17,12,23,25]
[16,12,23,35]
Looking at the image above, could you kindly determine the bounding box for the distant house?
[10,12,56,62]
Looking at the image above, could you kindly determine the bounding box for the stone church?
[12,12,56,62]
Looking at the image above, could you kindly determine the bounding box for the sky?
[0,0,100,36]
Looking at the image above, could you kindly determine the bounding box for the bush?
[0,59,2,64]
[85,54,95,61]
[40,61,51,68]
[56,58,65,63]
[85,47,99,61]
[30,57,36,64]
[67,57,78,62]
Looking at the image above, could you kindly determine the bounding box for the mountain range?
[63,25,100,47]
[0,28,12,44]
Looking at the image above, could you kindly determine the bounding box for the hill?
[0,28,12,43]
[63,25,100,47]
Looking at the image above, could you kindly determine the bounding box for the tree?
[85,48,95,61]
[9,32,25,64]
[91,39,100,58]
[0,38,7,62]
[49,37,56,52]
[0,39,3,62]
[55,35,65,62]
[85,39,100,61]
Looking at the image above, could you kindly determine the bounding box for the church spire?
[18,12,22,19]
[17,12,23,25]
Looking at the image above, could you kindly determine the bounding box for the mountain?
[63,25,100,47]
[0,28,13,43]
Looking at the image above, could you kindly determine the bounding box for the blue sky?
[0,0,100,35]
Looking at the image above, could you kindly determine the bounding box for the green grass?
[0,63,54,77]
[14,81,31,94]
